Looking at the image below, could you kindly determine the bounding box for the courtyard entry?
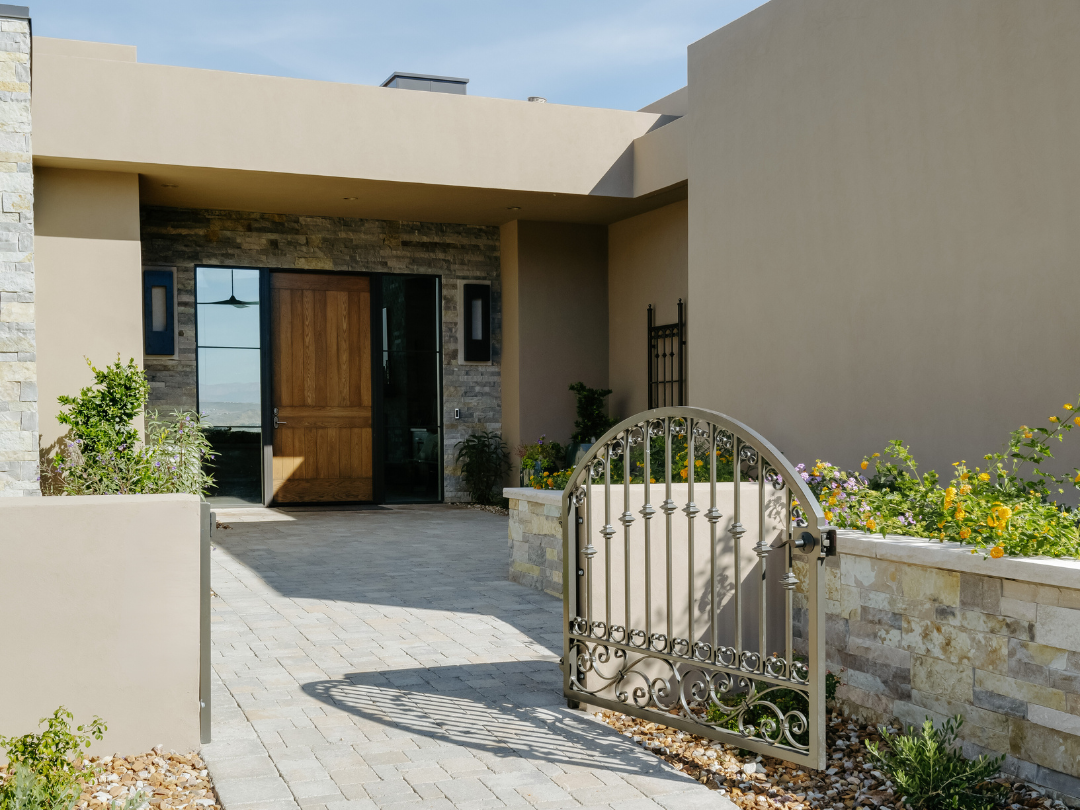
[271,272,373,503]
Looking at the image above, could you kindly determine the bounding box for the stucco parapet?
[836,529,1080,591]
[503,486,562,507]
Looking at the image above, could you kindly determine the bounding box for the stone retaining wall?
[505,487,1080,804]
[813,531,1080,802]
[507,488,562,598]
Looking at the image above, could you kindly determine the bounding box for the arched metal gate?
[561,407,833,770]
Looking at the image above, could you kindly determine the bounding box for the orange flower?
[990,546,1005,559]
[866,518,877,532]
[1050,416,1060,423]
[860,461,868,470]
[959,528,971,540]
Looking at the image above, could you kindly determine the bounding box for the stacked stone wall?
[139,207,501,501]
[0,13,35,496]
[507,491,563,598]
[818,552,1080,803]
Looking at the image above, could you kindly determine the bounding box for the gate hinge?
[823,528,838,558]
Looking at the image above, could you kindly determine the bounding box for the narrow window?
[143,269,174,355]
[463,283,491,362]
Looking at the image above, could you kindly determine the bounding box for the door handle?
[273,408,286,429]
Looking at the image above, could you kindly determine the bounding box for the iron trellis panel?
[647,301,685,408]
[561,406,831,770]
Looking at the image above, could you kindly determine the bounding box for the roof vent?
[381,72,468,95]
[528,96,546,103]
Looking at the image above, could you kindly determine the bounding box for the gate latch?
[823,528,838,558]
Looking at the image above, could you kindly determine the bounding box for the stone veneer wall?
[506,489,563,598]
[140,207,501,501]
[0,11,36,496]
[811,534,1080,803]
[504,488,1080,805]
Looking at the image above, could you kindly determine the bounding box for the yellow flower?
[938,521,946,528]
[945,487,957,498]
[978,473,990,482]
[959,484,972,496]
[860,461,868,470]
[866,518,877,532]
[954,508,966,520]
[959,528,971,539]
[990,546,1005,559]
[650,477,656,484]
[824,510,834,522]
[1050,416,1059,423]
[1066,404,1074,410]
[1024,432,1033,439]
[872,453,880,458]
[960,473,970,481]
[695,459,703,467]
[829,494,838,505]
[1074,473,1080,484]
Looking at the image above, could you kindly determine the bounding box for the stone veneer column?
[0,5,36,495]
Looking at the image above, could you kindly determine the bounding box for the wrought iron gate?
[561,407,833,769]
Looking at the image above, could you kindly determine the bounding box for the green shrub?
[0,707,104,810]
[52,410,215,497]
[49,356,215,497]
[568,382,617,445]
[801,396,1080,558]
[865,715,1006,810]
[455,431,510,504]
[55,357,148,459]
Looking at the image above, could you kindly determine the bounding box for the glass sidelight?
[379,275,442,502]
[196,267,264,504]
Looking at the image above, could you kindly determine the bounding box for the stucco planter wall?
[0,494,208,755]
[504,486,1080,803]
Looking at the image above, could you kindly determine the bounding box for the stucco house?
[2,0,1079,505]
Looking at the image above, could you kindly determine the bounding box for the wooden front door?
[271,273,373,502]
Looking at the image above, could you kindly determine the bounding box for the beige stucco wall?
[0,495,202,755]
[31,48,663,199]
[36,168,143,456]
[687,0,1080,475]
[607,201,688,419]
[500,221,608,470]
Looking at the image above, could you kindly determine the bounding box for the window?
[143,269,174,356]
[196,267,263,504]
[381,275,442,502]
[462,283,491,362]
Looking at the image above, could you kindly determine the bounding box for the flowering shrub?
[800,399,1080,558]
[52,410,216,496]
[517,435,566,477]
[531,467,575,490]
[49,356,215,496]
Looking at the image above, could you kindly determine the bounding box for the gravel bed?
[71,748,217,810]
[596,709,1067,810]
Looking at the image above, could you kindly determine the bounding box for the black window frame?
[462,283,491,363]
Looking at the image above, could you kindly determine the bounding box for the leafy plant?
[799,396,1080,558]
[865,715,1006,810]
[51,410,215,497]
[455,431,510,504]
[517,435,566,477]
[0,708,104,810]
[568,382,617,445]
[55,358,148,459]
[825,669,842,704]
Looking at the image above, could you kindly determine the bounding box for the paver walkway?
[203,505,735,810]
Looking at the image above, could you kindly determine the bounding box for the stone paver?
[203,505,734,810]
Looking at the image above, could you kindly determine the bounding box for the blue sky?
[29,0,767,110]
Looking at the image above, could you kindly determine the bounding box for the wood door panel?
[272,273,372,503]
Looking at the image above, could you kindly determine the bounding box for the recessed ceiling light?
[507,206,521,211]
[161,183,179,188]
[343,196,358,200]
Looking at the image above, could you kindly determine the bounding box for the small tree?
[56,357,148,458]
[568,382,617,445]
